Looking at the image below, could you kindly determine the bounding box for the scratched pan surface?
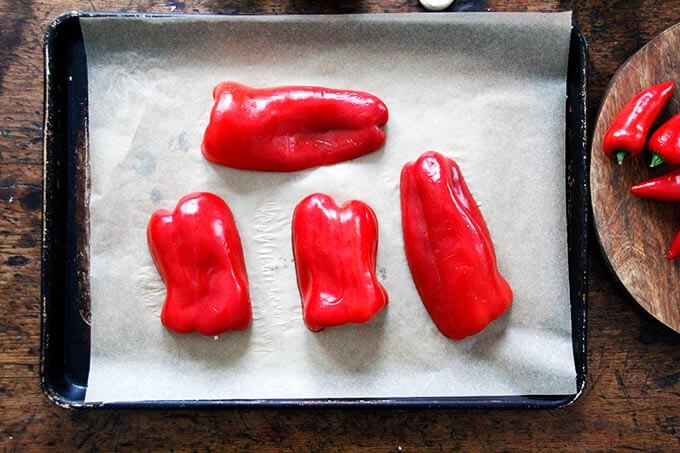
[41,11,588,409]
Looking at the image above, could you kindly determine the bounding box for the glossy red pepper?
[147,192,251,335]
[202,82,389,172]
[667,229,680,260]
[631,167,680,202]
[400,151,512,340]
[292,193,388,331]
[602,80,674,165]
[648,113,680,167]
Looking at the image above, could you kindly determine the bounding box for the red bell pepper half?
[648,113,680,167]
[292,193,388,331]
[602,80,674,165]
[400,151,512,340]
[202,82,389,172]
[147,192,251,335]
[630,167,680,202]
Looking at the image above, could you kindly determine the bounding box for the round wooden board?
[591,22,680,334]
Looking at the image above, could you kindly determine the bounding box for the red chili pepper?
[630,167,680,202]
[400,151,512,340]
[147,192,251,335]
[667,229,680,260]
[648,113,680,167]
[292,193,388,331]
[602,80,674,165]
[202,82,389,172]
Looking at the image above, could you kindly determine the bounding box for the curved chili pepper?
[292,193,388,331]
[400,151,512,340]
[603,80,674,165]
[147,192,251,335]
[666,229,680,260]
[648,113,680,167]
[630,167,680,202]
[202,82,389,172]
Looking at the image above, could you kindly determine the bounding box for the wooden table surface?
[1,0,679,450]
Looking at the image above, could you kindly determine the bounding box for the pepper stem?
[650,153,665,168]
[614,150,628,165]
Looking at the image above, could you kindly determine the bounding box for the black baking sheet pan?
[41,11,588,409]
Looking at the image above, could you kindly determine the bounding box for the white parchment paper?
[82,12,576,402]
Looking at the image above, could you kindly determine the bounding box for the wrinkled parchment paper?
[82,12,576,402]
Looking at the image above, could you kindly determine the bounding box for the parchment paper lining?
[82,12,575,402]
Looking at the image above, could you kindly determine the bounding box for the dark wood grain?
[1,0,680,450]
[591,24,680,335]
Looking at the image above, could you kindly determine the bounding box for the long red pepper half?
[202,82,389,172]
[667,229,680,260]
[292,193,388,331]
[648,113,680,167]
[400,151,512,340]
[603,80,674,165]
[147,192,251,335]
[630,167,680,202]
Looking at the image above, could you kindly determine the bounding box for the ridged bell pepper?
[631,167,680,202]
[400,151,513,340]
[648,113,680,167]
[292,193,388,331]
[603,80,674,165]
[202,82,389,172]
[147,192,252,335]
